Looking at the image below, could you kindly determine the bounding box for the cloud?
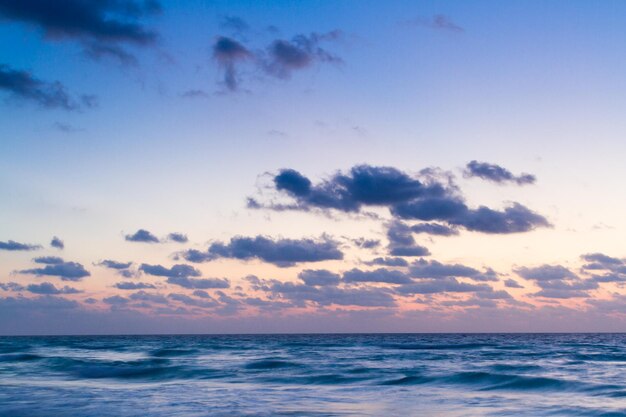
[261,164,549,235]
[26,282,81,295]
[125,229,159,243]
[33,256,64,264]
[167,233,188,243]
[113,282,156,290]
[166,276,230,290]
[212,36,253,91]
[50,236,64,249]
[262,31,343,79]
[396,277,493,295]
[515,264,598,299]
[409,259,482,279]
[366,257,409,267]
[386,221,431,257]
[97,259,133,270]
[139,263,201,278]
[129,290,168,304]
[0,0,161,64]
[402,14,464,33]
[504,279,524,289]
[464,161,536,185]
[343,268,412,284]
[19,258,90,281]
[169,293,219,308]
[0,64,93,110]
[103,295,129,306]
[0,239,41,251]
[211,30,342,91]
[181,235,343,267]
[298,269,341,286]
[411,223,459,236]
[0,282,25,291]
[394,201,549,234]
[263,280,396,307]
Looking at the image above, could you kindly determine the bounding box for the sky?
[1,0,626,335]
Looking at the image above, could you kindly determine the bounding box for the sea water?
[1,333,626,416]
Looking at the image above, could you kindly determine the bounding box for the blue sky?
[1,0,626,334]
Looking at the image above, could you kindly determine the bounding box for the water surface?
[1,334,626,416]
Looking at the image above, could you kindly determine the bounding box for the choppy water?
[1,334,626,416]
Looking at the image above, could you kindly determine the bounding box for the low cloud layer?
[182,235,343,267]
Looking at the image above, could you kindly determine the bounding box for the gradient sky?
[1,0,626,334]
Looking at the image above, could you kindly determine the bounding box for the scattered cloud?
[167,233,188,243]
[181,235,343,267]
[0,0,161,65]
[26,282,81,295]
[19,257,90,281]
[50,236,64,249]
[0,64,95,110]
[464,161,536,185]
[113,282,156,290]
[257,164,549,235]
[125,229,159,243]
[0,239,41,251]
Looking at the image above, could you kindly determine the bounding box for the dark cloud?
[464,160,536,185]
[97,259,133,270]
[263,165,549,235]
[211,30,342,92]
[394,201,549,234]
[182,235,343,267]
[264,280,396,307]
[129,290,168,304]
[167,233,188,243]
[125,229,159,243]
[0,0,160,65]
[263,31,342,79]
[403,14,464,33]
[114,282,156,290]
[386,221,431,257]
[298,269,341,286]
[0,64,94,110]
[139,263,200,278]
[103,295,129,306]
[166,276,230,290]
[396,277,492,295]
[515,264,598,299]
[273,165,440,212]
[409,259,482,279]
[0,282,25,291]
[169,293,219,308]
[343,268,412,285]
[504,279,524,289]
[351,238,381,249]
[580,253,626,279]
[20,258,90,281]
[0,239,41,251]
[26,282,81,295]
[411,223,459,236]
[212,36,253,91]
[33,256,64,264]
[50,236,64,249]
[366,257,409,267]
[515,265,577,281]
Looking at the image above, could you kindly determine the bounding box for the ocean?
[1,333,625,416]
